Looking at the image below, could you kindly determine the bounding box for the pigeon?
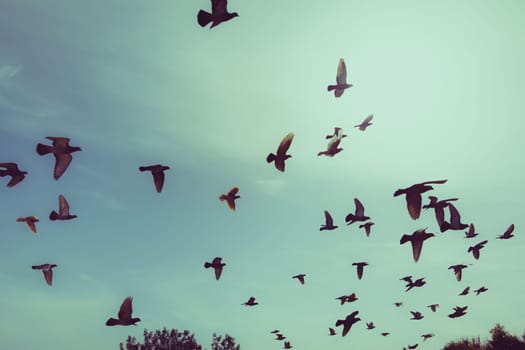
[106,296,141,326]
[139,164,170,193]
[204,257,226,280]
[352,262,369,280]
[320,210,338,231]
[271,330,280,334]
[440,203,468,232]
[275,334,286,341]
[292,274,306,285]
[49,194,77,221]
[335,311,361,337]
[336,293,358,305]
[403,276,426,292]
[36,137,81,180]
[464,224,479,238]
[427,304,439,312]
[497,224,514,239]
[459,286,470,296]
[317,137,343,157]
[16,216,39,234]
[410,311,424,320]
[32,264,57,286]
[242,296,258,306]
[422,196,458,228]
[345,198,370,225]
[197,0,238,28]
[328,327,336,336]
[421,333,435,341]
[366,322,375,330]
[381,332,390,337]
[359,222,374,237]
[394,302,403,307]
[266,132,294,172]
[474,286,488,295]
[400,228,435,262]
[394,180,447,220]
[468,240,488,260]
[325,127,347,140]
[283,341,292,349]
[448,264,469,282]
[354,114,373,131]
[0,163,27,187]
[219,186,240,211]
[408,345,419,350]
[327,58,353,97]
[448,306,467,318]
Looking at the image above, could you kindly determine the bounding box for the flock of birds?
[1,1,519,349]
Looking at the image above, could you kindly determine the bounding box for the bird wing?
[448,203,462,224]
[53,153,73,180]
[152,171,165,193]
[277,132,294,156]
[228,186,239,197]
[58,195,70,215]
[336,58,347,85]
[406,192,422,220]
[43,269,53,286]
[354,198,365,216]
[362,114,373,125]
[421,179,448,185]
[455,269,462,282]
[503,224,514,237]
[411,240,424,262]
[118,296,133,320]
[47,136,70,147]
[324,210,334,226]
[356,265,363,280]
[0,162,18,170]
[211,0,227,15]
[7,173,25,187]
[214,265,223,280]
[26,220,37,234]
[212,257,222,264]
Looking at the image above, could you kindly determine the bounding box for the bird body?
[317,137,343,157]
[49,194,77,221]
[410,311,424,320]
[139,164,170,193]
[428,304,439,312]
[327,58,352,97]
[320,210,338,231]
[354,114,373,131]
[197,0,238,28]
[32,264,57,286]
[17,216,39,233]
[0,162,27,187]
[267,132,294,172]
[335,311,361,336]
[352,262,369,280]
[465,223,479,238]
[345,198,370,225]
[204,257,226,280]
[448,264,468,282]
[440,203,468,232]
[400,228,434,262]
[36,137,81,180]
[497,224,514,239]
[448,306,467,318]
[292,274,306,285]
[242,296,258,306]
[468,240,488,260]
[219,186,240,211]
[106,296,141,326]
[394,180,447,220]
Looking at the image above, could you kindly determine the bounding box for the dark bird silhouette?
[17,216,39,234]
[292,274,306,285]
[440,203,468,232]
[448,306,467,318]
[422,333,435,341]
[325,127,347,140]
[204,257,226,280]
[327,58,352,97]
[335,311,361,337]
[197,0,238,28]
[400,228,435,263]
[474,286,488,295]
[427,304,439,312]
[459,286,470,296]
[317,137,343,157]
[106,296,141,326]
[0,162,27,187]
[266,132,294,172]
[36,137,81,180]
[328,327,336,336]
[468,240,488,260]
[352,262,369,280]
[320,210,338,231]
[366,322,375,330]
[49,194,77,221]
[139,164,170,193]
[271,330,280,334]
[275,334,286,341]
[394,302,403,307]
[354,114,373,131]
[448,264,469,282]
[403,276,426,292]
[283,341,292,349]
[242,296,258,306]
[336,293,358,305]
[422,196,458,228]
[464,223,479,238]
[408,345,419,350]
[410,311,423,320]
[359,221,374,237]
[32,264,57,286]
[345,198,370,225]
[219,186,240,211]
[394,180,447,220]
[497,224,515,239]
[381,332,390,336]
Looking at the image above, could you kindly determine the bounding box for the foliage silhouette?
[442,324,525,350]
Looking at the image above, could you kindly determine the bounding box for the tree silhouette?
[442,324,525,350]
[211,333,240,350]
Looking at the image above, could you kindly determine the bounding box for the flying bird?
[275,334,286,341]
[366,322,375,330]
[345,198,370,225]
[219,186,240,211]
[197,0,238,28]
[266,132,294,172]
[283,341,292,349]
[0,162,27,187]
[36,137,81,180]
[400,228,435,262]
[32,264,57,286]
[271,330,280,334]
[394,302,403,307]
[327,58,353,97]
[49,194,77,221]
[474,286,488,295]
[422,196,458,228]
[328,327,336,336]
[497,224,515,239]
[139,164,170,193]
[459,286,470,296]
[381,332,390,337]
[359,222,374,237]
[394,180,447,220]
[292,274,306,285]
[320,210,338,231]
[468,240,488,260]
[352,262,369,280]
[403,276,426,292]
[464,224,479,238]
[106,296,141,326]
[336,293,358,305]
[407,345,419,350]
[335,311,361,337]
[448,306,468,318]
[440,203,468,232]
[204,257,226,280]
[354,114,373,131]
[16,216,39,234]
[448,264,469,282]
[410,311,424,320]
[242,296,258,306]
[317,137,343,157]
[427,304,439,312]
[325,127,347,140]
[421,333,435,341]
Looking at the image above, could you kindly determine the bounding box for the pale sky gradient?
[1,1,525,349]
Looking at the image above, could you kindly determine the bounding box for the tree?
[486,324,525,350]
[211,333,240,350]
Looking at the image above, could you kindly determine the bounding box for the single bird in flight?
[49,194,77,221]
[497,224,515,239]
[266,132,294,172]
[197,0,238,28]
[320,210,338,231]
[335,311,361,337]
[242,296,258,306]
[327,58,353,97]
[400,228,435,263]
[204,257,226,280]
[139,164,170,193]
[32,264,57,286]
[0,162,27,187]
[17,216,39,234]
[354,114,373,131]
[345,198,370,225]
[36,137,81,180]
[468,240,488,260]
[292,274,306,285]
[219,186,240,211]
[106,296,141,326]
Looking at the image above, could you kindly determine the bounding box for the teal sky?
[1,1,525,349]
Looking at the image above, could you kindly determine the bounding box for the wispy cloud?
[0,64,21,81]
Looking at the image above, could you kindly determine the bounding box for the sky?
[1,0,525,349]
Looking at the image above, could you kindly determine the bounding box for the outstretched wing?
[211,0,227,15]
[354,198,365,216]
[324,210,334,226]
[54,153,73,180]
[118,296,133,320]
[336,58,347,85]
[277,132,294,156]
[152,171,165,193]
[58,195,70,215]
[362,114,373,125]
[43,269,53,286]
[421,179,448,185]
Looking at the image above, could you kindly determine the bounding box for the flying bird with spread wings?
[219,187,240,211]
[394,180,447,220]
[106,296,141,326]
[197,0,238,28]
[400,228,435,263]
[327,58,353,97]
[354,114,373,131]
[0,163,27,187]
[36,137,81,180]
[32,264,57,286]
[139,164,170,193]
[267,132,294,172]
[320,210,338,231]
[17,216,39,234]
[49,194,77,221]
[204,257,226,280]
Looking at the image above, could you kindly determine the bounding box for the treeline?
[442,324,525,350]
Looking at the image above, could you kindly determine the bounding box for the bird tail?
[105,318,120,326]
[266,153,276,163]
[219,195,227,202]
[49,211,59,221]
[327,85,337,91]
[204,262,212,268]
[197,10,212,27]
[36,143,53,155]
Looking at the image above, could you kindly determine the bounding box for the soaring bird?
[275,334,286,341]
[139,164,170,193]
[219,186,240,211]
[49,194,77,221]
[381,332,390,337]
[325,127,347,140]
[106,296,141,326]
[0,163,27,187]
[497,224,515,239]
[32,264,57,286]
[328,327,336,336]
[16,216,39,234]
[197,0,238,28]
[317,137,343,157]
[408,344,419,350]
[266,132,294,172]
[242,297,258,306]
[402,276,426,292]
[359,222,374,237]
[427,304,439,312]
[204,257,226,280]
[410,311,424,320]
[400,228,435,263]
[345,198,370,225]
[464,224,479,238]
[352,262,369,280]
[36,137,81,180]
[327,58,353,97]
[354,114,373,131]
[474,286,488,295]
[422,196,458,228]
[459,286,470,296]
[283,341,292,349]
[440,203,468,232]
[336,293,358,305]
[394,180,447,220]
[394,302,403,307]
[366,322,375,330]
[292,274,306,285]
[421,333,435,341]
[448,264,469,282]
[320,210,338,231]
[468,240,488,260]
[448,306,467,318]
[335,311,361,337]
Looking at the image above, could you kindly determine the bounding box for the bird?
[275,334,286,341]
[335,311,361,337]
[497,224,515,239]
[320,210,338,231]
[106,296,141,326]
[345,198,370,225]
[32,264,57,286]
[328,327,336,336]
[381,332,390,337]
[49,194,77,221]
[327,58,353,97]
[474,286,488,295]
[464,223,479,238]
[197,0,238,28]
[204,257,226,280]
[408,345,419,350]
[403,276,426,292]
[410,311,424,320]
[139,164,170,193]
[242,297,258,306]
[271,330,280,334]
[292,274,306,285]
[448,264,469,282]
[36,137,81,180]
[359,222,374,237]
[0,162,27,187]
[16,216,39,234]
[421,333,435,341]
[459,286,470,296]
[266,132,294,172]
[394,302,403,307]
[448,306,468,318]
[422,196,458,228]
[219,186,240,211]
[400,228,435,263]
[336,293,358,305]
[394,180,447,220]
[325,127,347,140]
[354,114,373,131]
[366,322,375,330]
[468,240,488,260]
[440,203,468,232]
[427,304,439,312]
[283,341,292,349]
[317,137,343,157]
[352,262,369,280]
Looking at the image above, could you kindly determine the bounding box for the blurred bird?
[327,58,353,97]
[359,222,374,237]
[403,276,426,292]
[139,164,170,193]
[408,345,419,350]
[320,210,338,231]
[394,302,403,307]
[421,333,435,341]
[219,186,240,211]
[283,341,292,349]
[36,137,81,180]
[459,286,470,296]
[448,264,469,282]
[271,330,280,334]
[325,127,347,140]
[427,304,439,312]
[410,311,423,320]
[242,296,258,306]
[336,293,358,305]
[345,198,370,225]
[354,114,373,131]
[32,264,57,286]
[366,322,375,330]
[335,311,361,337]
[267,132,294,172]
[16,216,39,234]
[474,286,488,295]
[497,224,515,239]
[0,162,27,187]
[352,262,369,280]
[49,194,77,221]
[204,257,226,280]
[197,0,238,28]
[448,306,467,318]
[468,240,488,260]
[381,332,390,336]
[106,296,141,326]
[440,203,468,232]
[464,224,479,238]
[292,274,306,285]
[328,327,336,336]
[400,228,435,263]
[394,180,447,220]
[275,334,286,341]
[317,137,343,157]
[422,196,458,229]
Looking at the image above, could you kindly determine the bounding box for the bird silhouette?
[325,127,347,140]
[468,240,488,260]
[394,302,403,307]
[366,322,375,330]
[359,221,374,237]
[464,223,479,238]
[36,137,81,180]
[197,0,238,28]
[421,333,435,341]
[16,216,39,234]
[271,330,280,334]
[345,198,370,225]
[354,114,373,131]
[320,210,338,231]
[204,257,226,280]
[403,276,426,292]
[266,132,294,172]
[497,224,514,239]
[242,296,258,306]
[32,264,57,286]
[219,186,240,211]
[328,327,336,336]
[440,203,468,232]
[317,137,343,157]
[0,163,27,187]
[327,58,352,97]
[459,286,470,296]
[49,194,77,221]
[139,164,170,193]
[335,311,361,337]
[422,196,458,228]
[394,180,447,220]
[400,228,435,263]
[336,293,358,305]
[283,341,292,349]
[408,344,419,350]
[292,274,306,285]
[352,262,369,280]
[448,264,469,282]
[410,311,424,320]
[106,296,141,326]
[474,286,488,295]
[381,332,390,336]
[275,334,286,341]
[448,306,468,318]
[427,304,439,312]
